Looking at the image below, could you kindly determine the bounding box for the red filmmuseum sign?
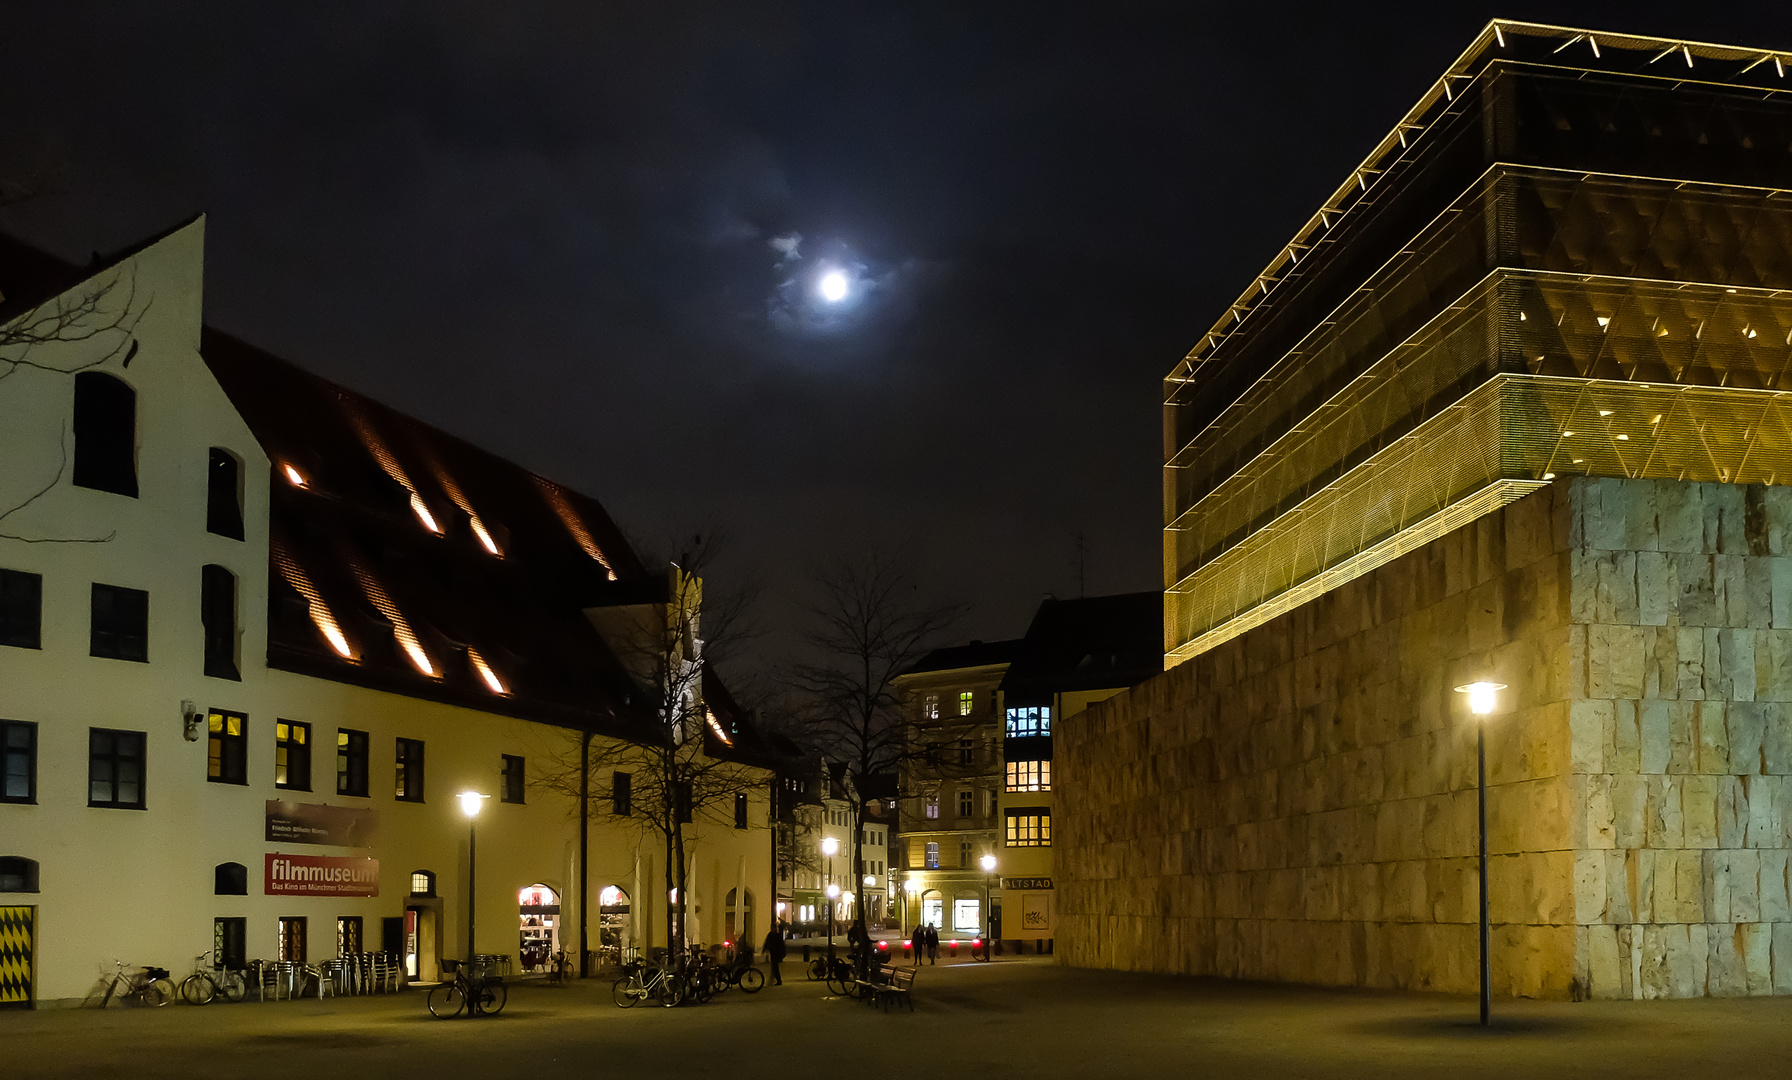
[265,854,380,897]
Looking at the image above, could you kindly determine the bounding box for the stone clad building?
[1061,21,1792,999]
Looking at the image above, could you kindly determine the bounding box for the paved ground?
[6,956,1792,1079]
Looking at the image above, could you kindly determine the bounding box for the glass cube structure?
[1166,22,1792,664]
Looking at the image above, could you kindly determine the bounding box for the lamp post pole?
[1455,681,1502,1028]
[457,791,489,1017]
[979,854,996,962]
[1478,718,1489,1027]
[821,837,839,964]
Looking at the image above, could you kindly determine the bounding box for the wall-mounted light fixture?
[182,700,201,742]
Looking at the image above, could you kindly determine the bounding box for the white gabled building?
[0,218,777,1007]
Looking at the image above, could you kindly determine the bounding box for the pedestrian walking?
[926,923,939,964]
[763,923,787,985]
[910,924,923,966]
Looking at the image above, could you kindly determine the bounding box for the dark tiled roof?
[901,638,1023,677]
[999,591,1163,699]
[202,327,665,738]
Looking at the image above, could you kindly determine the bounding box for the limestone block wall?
[1059,477,1792,998]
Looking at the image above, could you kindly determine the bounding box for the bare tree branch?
[787,554,964,924]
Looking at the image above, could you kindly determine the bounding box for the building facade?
[1064,20,1792,999]
[0,221,774,1007]
[894,641,1015,941]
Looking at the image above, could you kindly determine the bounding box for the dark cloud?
[4,0,1790,675]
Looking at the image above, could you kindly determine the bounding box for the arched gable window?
[72,372,138,497]
[214,861,247,895]
[0,856,39,892]
[206,448,244,539]
[409,870,436,897]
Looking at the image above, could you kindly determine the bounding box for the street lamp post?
[1455,681,1504,1028]
[457,790,489,1015]
[821,837,839,962]
[979,854,997,962]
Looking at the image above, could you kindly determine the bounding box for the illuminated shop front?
[518,883,559,972]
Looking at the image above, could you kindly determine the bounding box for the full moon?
[819,270,849,302]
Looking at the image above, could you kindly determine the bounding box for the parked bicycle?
[610,959,683,1008]
[427,958,507,1019]
[97,959,175,1007]
[179,953,249,1005]
[807,953,854,996]
[544,948,574,986]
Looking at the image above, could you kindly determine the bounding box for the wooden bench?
[858,964,914,1012]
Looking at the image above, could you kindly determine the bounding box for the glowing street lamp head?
[820,836,839,857]
[980,854,997,873]
[826,883,840,899]
[458,790,488,819]
[818,269,849,303]
[1454,681,1507,717]
[903,878,921,895]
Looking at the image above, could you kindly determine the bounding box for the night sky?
[4,2,1788,675]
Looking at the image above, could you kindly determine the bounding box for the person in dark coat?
[925,923,939,964]
[846,918,871,972]
[909,924,924,965]
[762,923,788,985]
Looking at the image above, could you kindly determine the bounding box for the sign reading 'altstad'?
[265,854,380,897]
[265,800,376,847]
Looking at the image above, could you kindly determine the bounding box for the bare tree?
[790,555,961,926]
[0,252,143,543]
[532,535,767,976]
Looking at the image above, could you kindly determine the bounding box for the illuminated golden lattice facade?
[1165,21,1792,665]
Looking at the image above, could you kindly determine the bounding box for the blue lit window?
[1005,706,1050,737]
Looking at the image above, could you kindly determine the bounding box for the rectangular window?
[1005,807,1052,847]
[924,842,940,869]
[278,916,308,962]
[1005,705,1050,737]
[0,568,43,650]
[734,791,749,829]
[924,794,939,819]
[206,448,245,540]
[501,754,525,804]
[214,917,247,971]
[922,693,938,719]
[275,720,311,790]
[337,915,363,956]
[90,582,149,662]
[957,739,974,766]
[1006,759,1051,792]
[957,789,973,818]
[1,720,37,803]
[395,738,425,802]
[201,565,240,680]
[960,841,972,868]
[957,691,974,716]
[206,709,247,785]
[612,771,632,815]
[88,728,146,809]
[336,729,369,797]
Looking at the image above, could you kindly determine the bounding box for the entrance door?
[406,906,440,982]
[0,906,33,1008]
[921,896,943,930]
[518,884,560,972]
[599,885,632,961]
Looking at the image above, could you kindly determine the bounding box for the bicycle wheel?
[477,982,507,1016]
[658,976,684,1008]
[427,983,464,1019]
[554,958,572,985]
[180,974,215,1006]
[737,967,765,993]
[611,977,640,1008]
[218,970,248,1003]
[142,978,175,1007]
[806,958,825,981]
[825,971,852,996]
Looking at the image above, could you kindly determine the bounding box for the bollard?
[903,943,912,960]
[802,943,811,963]
[949,940,959,957]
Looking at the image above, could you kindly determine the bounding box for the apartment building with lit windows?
[893,592,1160,950]
[0,220,775,1007]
